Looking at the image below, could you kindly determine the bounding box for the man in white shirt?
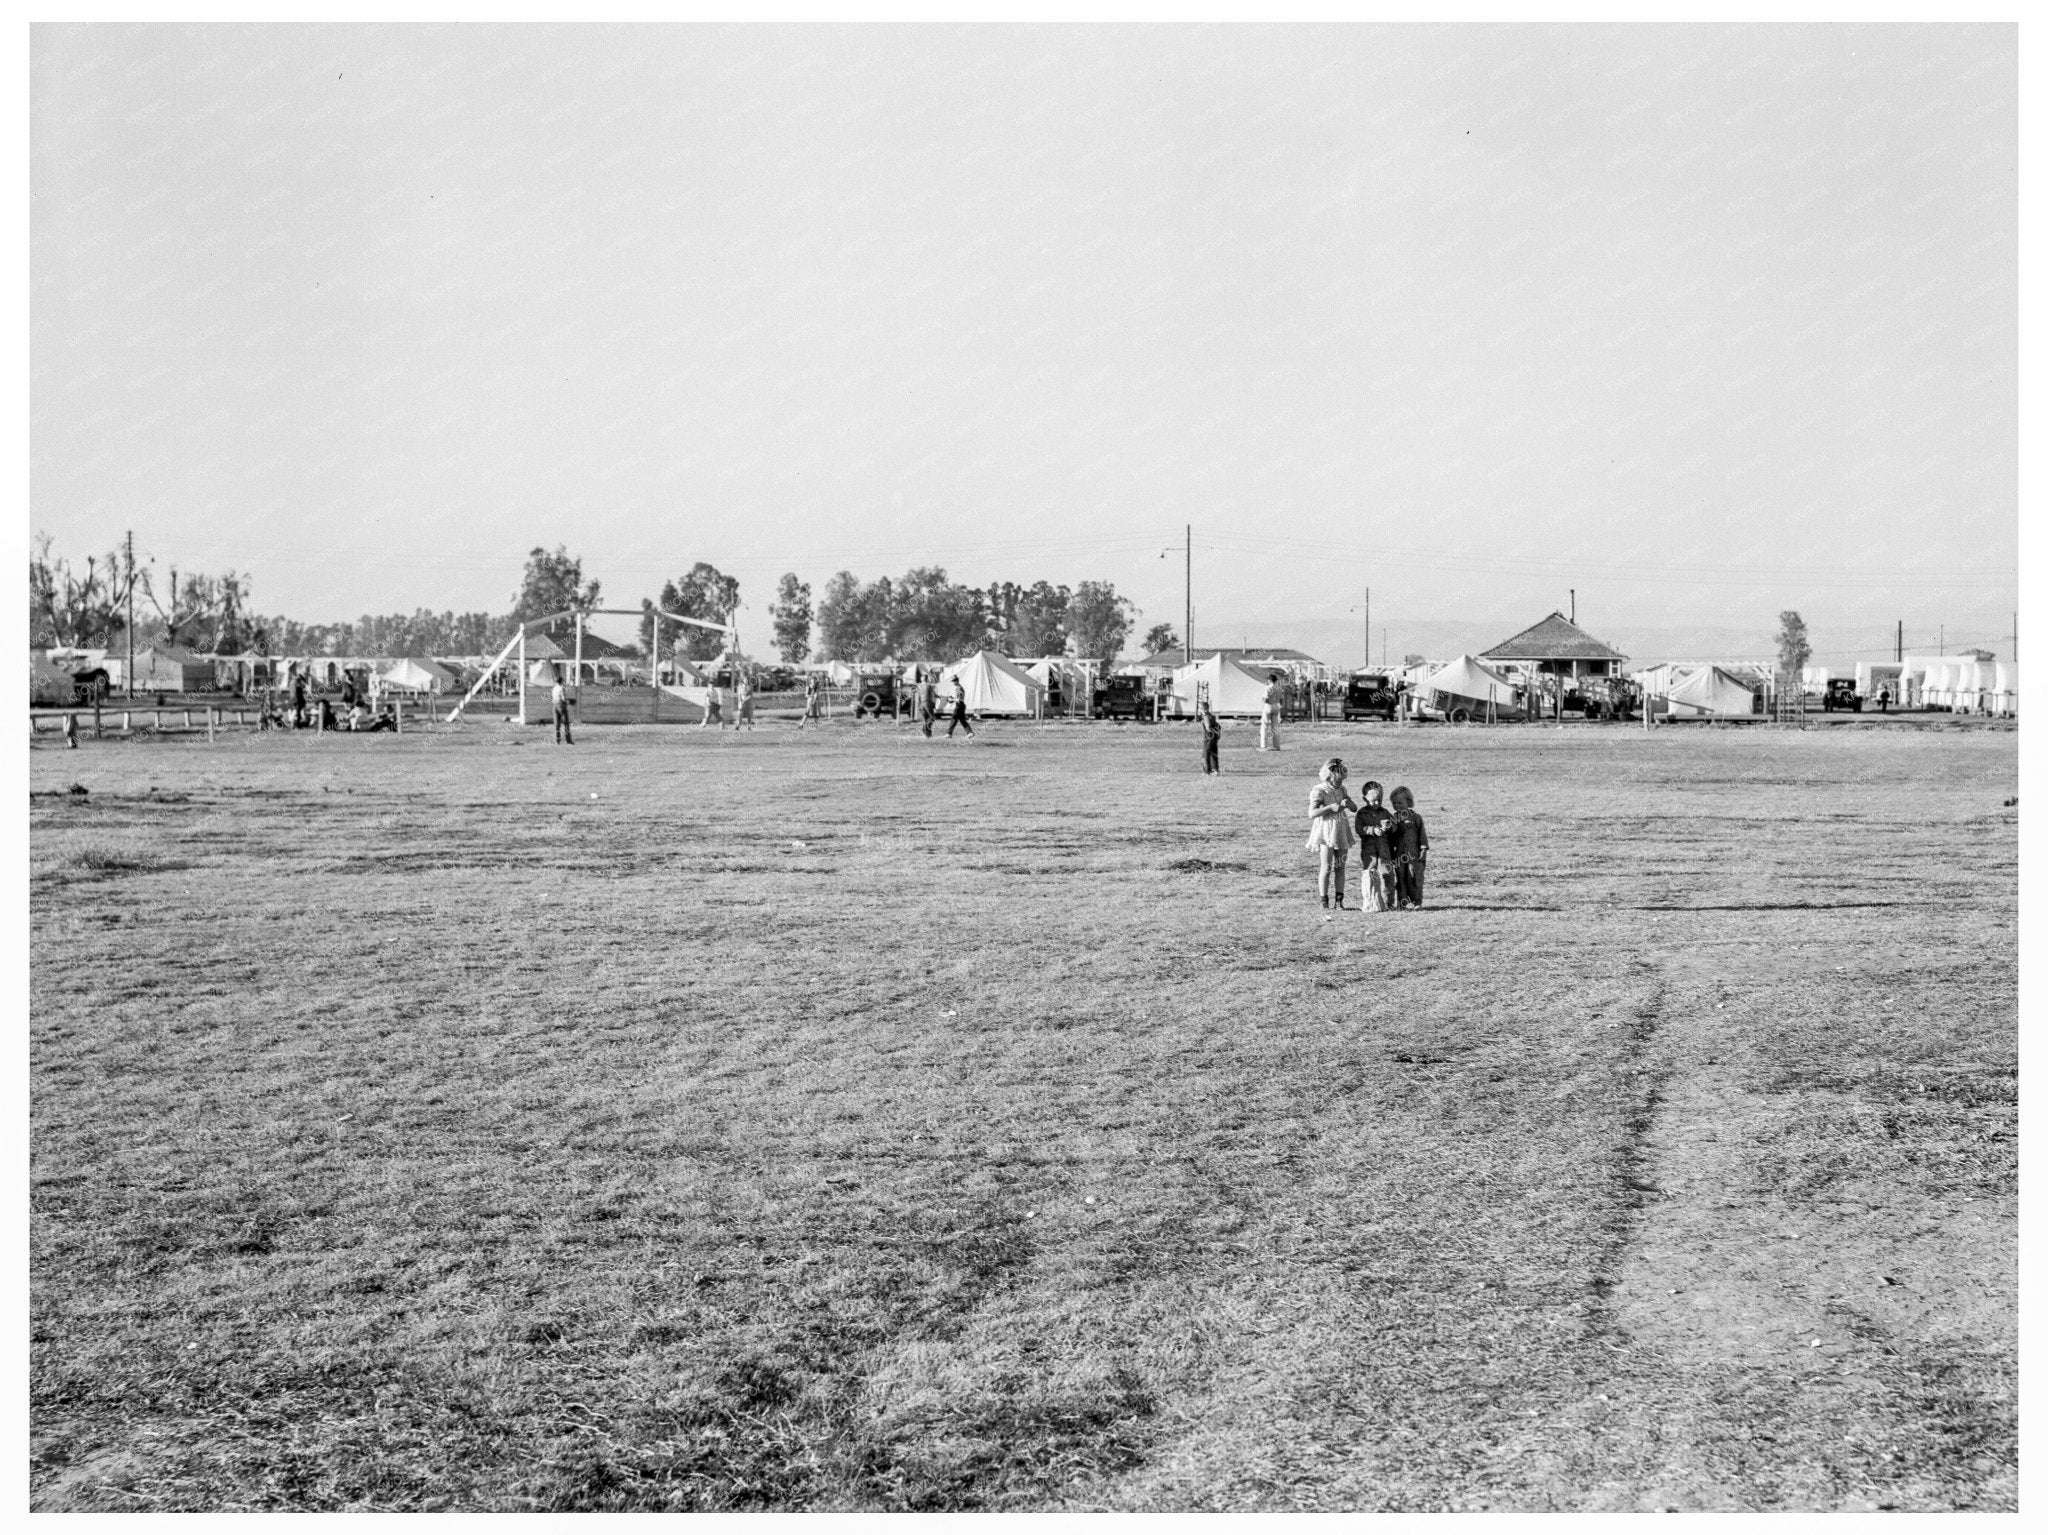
[551,675,574,745]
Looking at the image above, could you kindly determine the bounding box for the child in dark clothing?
[1386,785,1428,908]
[1353,780,1393,911]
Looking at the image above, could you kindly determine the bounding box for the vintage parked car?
[1093,674,1157,721]
[852,670,899,719]
[1341,672,1400,721]
[1823,677,1862,713]
[68,666,111,704]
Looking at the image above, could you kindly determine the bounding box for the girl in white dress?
[1305,757,1359,909]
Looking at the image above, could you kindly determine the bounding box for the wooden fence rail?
[29,701,416,739]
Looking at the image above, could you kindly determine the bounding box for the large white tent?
[941,649,1043,715]
[376,657,455,694]
[1415,654,1519,717]
[1171,653,1276,717]
[1663,665,1758,718]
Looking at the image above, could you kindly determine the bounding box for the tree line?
[30,538,1170,667]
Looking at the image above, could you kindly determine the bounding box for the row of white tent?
[1903,657,2018,714]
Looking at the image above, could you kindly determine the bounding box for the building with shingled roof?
[1479,612,1627,682]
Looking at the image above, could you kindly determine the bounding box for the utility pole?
[1161,527,1192,666]
[1896,620,1902,664]
[1570,588,1576,625]
[1184,523,1192,668]
[1939,624,1944,655]
[124,530,135,699]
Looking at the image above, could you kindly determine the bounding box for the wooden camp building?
[1480,612,1629,720]
[1481,612,1626,679]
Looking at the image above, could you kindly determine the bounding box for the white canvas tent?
[1171,653,1277,717]
[1992,662,2019,716]
[1952,661,1996,711]
[940,649,1043,715]
[1415,654,1519,718]
[826,660,857,685]
[376,657,455,694]
[1663,665,1758,718]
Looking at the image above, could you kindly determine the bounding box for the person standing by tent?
[290,668,309,728]
[1877,685,1891,714]
[1260,677,1283,751]
[1353,781,1394,911]
[736,673,756,732]
[799,670,822,729]
[1199,703,1223,774]
[945,674,975,738]
[919,672,938,737]
[700,681,724,731]
[551,672,574,745]
[1386,786,1428,908]
[1305,758,1357,909]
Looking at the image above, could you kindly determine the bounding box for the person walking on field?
[699,681,724,730]
[1386,785,1429,908]
[736,674,756,731]
[1199,702,1223,774]
[1305,757,1358,910]
[799,671,822,728]
[945,675,975,738]
[1353,780,1394,911]
[551,674,574,745]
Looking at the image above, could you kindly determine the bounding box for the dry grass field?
[28,713,2017,1511]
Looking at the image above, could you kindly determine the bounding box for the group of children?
[1306,758,1428,912]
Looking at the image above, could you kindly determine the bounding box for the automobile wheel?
[1449,707,1471,724]
[860,690,883,713]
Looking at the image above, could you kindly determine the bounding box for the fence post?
[207,705,215,743]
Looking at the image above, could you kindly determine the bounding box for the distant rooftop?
[1481,613,1627,664]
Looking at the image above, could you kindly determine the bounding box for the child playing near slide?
[1305,757,1358,910]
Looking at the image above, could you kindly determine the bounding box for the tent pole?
[518,628,528,726]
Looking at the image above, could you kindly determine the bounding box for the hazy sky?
[32,24,2017,656]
